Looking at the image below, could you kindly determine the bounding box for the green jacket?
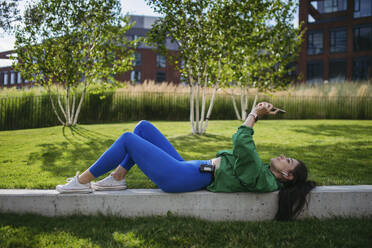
[206,125,282,193]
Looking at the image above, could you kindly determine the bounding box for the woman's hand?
[252,102,280,119]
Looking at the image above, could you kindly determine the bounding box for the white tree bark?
[72,83,87,125]
[244,87,249,117]
[199,77,207,132]
[240,85,246,121]
[195,74,201,134]
[201,58,221,134]
[188,68,195,134]
[66,86,71,126]
[48,91,65,125]
[71,93,76,123]
[202,84,218,134]
[251,93,258,112]
[57,94,67,125]
[241,86,249,120]
[231,88,241,120]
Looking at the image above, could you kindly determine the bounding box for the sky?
[0,0,299,67]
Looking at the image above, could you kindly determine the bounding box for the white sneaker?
[56,171,93,194]
[92,173,127,191]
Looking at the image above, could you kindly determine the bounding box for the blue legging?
[88,120,213,192]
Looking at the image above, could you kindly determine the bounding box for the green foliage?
[146,0,303,91]
[12,0,139,125]
[14,0,136,88]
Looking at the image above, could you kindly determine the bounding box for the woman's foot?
[91,173,127,191]
[56,171,93,194]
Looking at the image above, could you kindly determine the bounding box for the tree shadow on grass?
[28,126,117,177]
[289,124,372,138]
[26,127,233,187]
[26,125,372,186]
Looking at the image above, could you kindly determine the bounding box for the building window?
[133,52,141,66]
[307,61,323,82]
[156,71,166,83]
[353,25,372,51]
[330,28,347,53]
[329,60,347,81]
[352,57,372,81]
[17,72,22,84]
[156,54,166,68]
[130,70,141,83]
[311,0,347,14]
[354,0,372,18]
[307,31,323,55]
[10,71,15,85]
[4,72,8,85]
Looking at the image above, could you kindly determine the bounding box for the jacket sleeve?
[232,125,263,186]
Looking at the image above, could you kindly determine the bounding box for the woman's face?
[270,154,299,180]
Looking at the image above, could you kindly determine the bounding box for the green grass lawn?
[0,120,372,189]
[0,213,371,248]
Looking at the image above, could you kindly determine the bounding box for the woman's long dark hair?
[275,160,316,221]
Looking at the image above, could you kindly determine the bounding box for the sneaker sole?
[56,188,93,194]
[92,185,127,191]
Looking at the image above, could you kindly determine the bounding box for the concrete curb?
[1,186,371,221]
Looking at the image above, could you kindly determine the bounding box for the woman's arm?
[243,114,256,128]
[243,102,280,127]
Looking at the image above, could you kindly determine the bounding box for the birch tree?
[147,0,229,135]
[13,0,138,126]
[226,0,303,120]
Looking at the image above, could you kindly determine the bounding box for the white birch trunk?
[241,86,249,120]
[199,79,207,132]
[231,88,241,120]
[202,84,218,134]
[71,93,76,122]
[72,84,87,125]
[251,94,258,112]
[199,64,208,133]
[66,87,71,126]
[189,68,195,134]
[195,76,201,134]
[57,94,67,125]
[240,85,246,121]
[48,91,65,125]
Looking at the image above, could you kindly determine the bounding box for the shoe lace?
[66,171,80,183]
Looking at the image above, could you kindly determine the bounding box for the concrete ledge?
[0,186,371,221]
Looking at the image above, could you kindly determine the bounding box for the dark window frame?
[307,30,324,55]
[329,59,347,81]
[156,54,166,68]
[329,27,347,53]
[353,24,372,51]
[134,52,141,67]
[156,71,166,83]
[354,0,372,18]
[130,70,141,83]
[352,56,372,81]
[307,61,323,82]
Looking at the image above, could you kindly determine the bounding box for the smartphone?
[272,107,286,114]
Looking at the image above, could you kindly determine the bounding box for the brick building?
[298,0,372,82]
[0,15,181,88]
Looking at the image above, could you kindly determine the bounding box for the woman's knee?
[134,120,151,133]
[118,132,133,144]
